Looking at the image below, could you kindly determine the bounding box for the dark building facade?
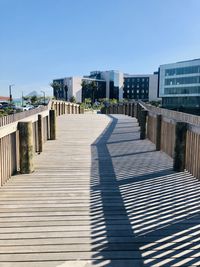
[123,76,149,100]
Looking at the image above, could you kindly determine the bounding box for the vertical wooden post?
[18,121,34,174]
[62,103,65,114]
[38,114,43,153]
[49,109,56,140]
[137,103,140,121]
[137,105,142,126]
[173,122,188,172]
[134,103,138,119]
[114,105,116,114]
[156,114,162,151]
[128,103,132,116]
[124,104,127,115]
[140,110,148,140]
[123,104,126,114]
[131,103,135,117]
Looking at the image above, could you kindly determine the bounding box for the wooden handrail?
[0,101,82,186]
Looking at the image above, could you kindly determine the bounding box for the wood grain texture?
[0,114,200,266]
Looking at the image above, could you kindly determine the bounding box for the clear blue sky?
[0,0,200,97]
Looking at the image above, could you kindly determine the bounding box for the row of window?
[124,94,148,99]
[125,84,148,88]
[125,89,148,94]
[164,86,200,95]
[165,65,200,76]
[163,96,200,108]
[165,76,200,86]
[125,78,149,82]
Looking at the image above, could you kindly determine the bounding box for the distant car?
[0,102,9,109]
[13,106,24,111]
[22,105,34,111]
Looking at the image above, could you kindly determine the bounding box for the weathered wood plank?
[0,114,200,266]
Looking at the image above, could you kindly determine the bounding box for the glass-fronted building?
[123,76,149,100]
[123,73,159,101]
[52,70,158,103]
[159,59,200,112]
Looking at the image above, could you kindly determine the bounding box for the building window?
[165,76,200,86]
[165,66,200,76]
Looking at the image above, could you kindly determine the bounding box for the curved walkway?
[0,114,200,266]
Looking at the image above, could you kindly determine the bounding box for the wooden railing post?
[156,114,162,151]
[116,104,119,114]
[119,104,122,114]
[38,114,43,153]
[140,110,148,140]
[49,109,56,140]
[106,107,109,114]
[131,103,135,117]
[125,104,128,115]
[134,103,138,119]
[62,103,65,114]
[114,105,117,114]
[123,104,126,115]
[173,122,188,172]
[128,103,131,116]
[18,121,34,174]
[137,105,142,126]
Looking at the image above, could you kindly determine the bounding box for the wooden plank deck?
[0,114,200,266]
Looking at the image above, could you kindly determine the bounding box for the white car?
[22,105,34,111]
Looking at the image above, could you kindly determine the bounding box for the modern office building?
[52,70,123,103]
[159,59,200,112]
[52,70,159,103]
[123,73,159,101]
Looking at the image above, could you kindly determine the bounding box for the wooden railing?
[0,105,48,127]
[101,102,200,179]
[0,101,83,186]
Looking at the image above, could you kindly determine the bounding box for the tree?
[50,82,61,100]
[30,95,38,105]
[69,96,76,103]
[81,80,97,103]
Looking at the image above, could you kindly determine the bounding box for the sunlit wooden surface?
[0,114,200,267]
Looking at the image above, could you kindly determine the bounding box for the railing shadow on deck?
[90,114,200,267]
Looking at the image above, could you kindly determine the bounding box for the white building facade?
[159,59,200,109]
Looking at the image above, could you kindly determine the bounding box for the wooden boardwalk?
[0,114,200,267]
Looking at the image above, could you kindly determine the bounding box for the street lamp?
[41,90,46,105]
[9,84,14,105]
